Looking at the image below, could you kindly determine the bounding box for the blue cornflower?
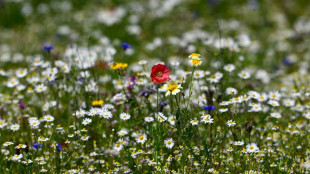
[121,42,131,50]
[33,143,44,150]
[204,105,216,111]
[43,45,54,51]
[56,143,62,152]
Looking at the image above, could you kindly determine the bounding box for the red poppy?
[150,64,171,83]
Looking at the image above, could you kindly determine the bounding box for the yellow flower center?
[156,71,163,77]
[167,84,178,92]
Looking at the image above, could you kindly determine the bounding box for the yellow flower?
[190,57,202,66]
[110,63,118,70]
[110,63,128,70]
[92,100,104,106]
[119,63,128,69]
[189,53,200,59]
[163,81,182,96]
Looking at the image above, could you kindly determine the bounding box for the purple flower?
[160,101,168,106]
[126,84,134,89]
[49,80,56,85]
[129,76,137,83]
[77,77,84,85]
[121,42,131,50]
[125,104,130,110]
[282,57,293,66]
[18,102,25,110]
[139,89,155,97]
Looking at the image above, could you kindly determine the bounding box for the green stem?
[157,85,159,112]
[118,71,129,99]
[174,95,180,110]
[186,67,196,110]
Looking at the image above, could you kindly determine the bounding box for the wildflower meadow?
[1,0,310,173]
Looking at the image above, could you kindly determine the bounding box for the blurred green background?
[0,0,309,70]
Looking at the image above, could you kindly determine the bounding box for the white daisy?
[43,115,54,122]
[7,78,19,88]
[164,138,175,149]
[238,70,251,79]
[120,113,131,121]
[201,114,214,124]
[16,69,28,78]
[190,119,199,125]
[136,133,147,144]
[35,84,47,93]
[10,124,20,132]
[246,143,259,153]
[223,64,235,72]
[226,120,236,127]
[145,117,154,122]
[82,118,92,125]
[270,112,281,119]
